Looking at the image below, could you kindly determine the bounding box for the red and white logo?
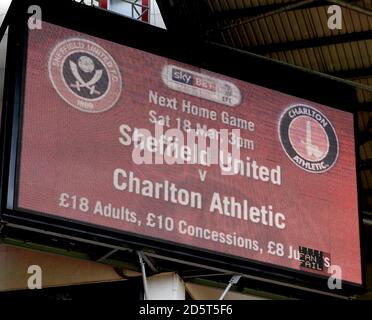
[48,38,122,113]
[289,116,329,162]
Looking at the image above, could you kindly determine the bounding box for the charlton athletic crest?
[279,104,339,173]
[48,38,122,113]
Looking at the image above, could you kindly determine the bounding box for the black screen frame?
[0,0,366,296]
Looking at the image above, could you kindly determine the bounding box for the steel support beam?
[358,132,372,145]
[360,158,372,170]
[215,0,324,21]
[0,0,13,42]
[207,41,372,93]
[138,251,150,300]
[219,275,241,300]
[247,30,372,54]
[330,67,372,80]
[208,0,319,34]
[214,0,363,22]
[141,252,158,273]
[356,102,372,111]
[182,272,235,279]
[96,248,119,262]
[75,0,100,7]
[362,189,372,196]
[326,0,372,18]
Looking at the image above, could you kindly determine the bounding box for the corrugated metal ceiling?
[207,0,372,103]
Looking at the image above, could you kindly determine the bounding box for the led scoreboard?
[0,0,364,293]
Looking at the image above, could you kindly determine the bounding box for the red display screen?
[17,22,362,285]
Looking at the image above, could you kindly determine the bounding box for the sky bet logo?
[172,68,192,85]
[162,65,241,107]
[172,68,216,92]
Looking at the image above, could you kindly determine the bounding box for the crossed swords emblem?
[69,58,103,96]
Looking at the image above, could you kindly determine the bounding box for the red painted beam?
[142,0,149,22]
[100,0,107,9]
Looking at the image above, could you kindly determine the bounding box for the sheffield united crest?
[48,38,122,113]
